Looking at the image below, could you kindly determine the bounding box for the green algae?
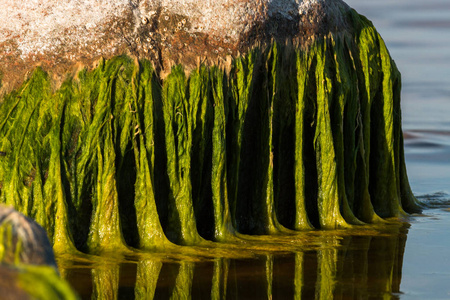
[294,48,315,230]
[162,65,206,245]
[0,10,420,255]
[131,59,173,250]
[210,67,235,241]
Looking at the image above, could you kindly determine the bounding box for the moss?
[0,11,420,253]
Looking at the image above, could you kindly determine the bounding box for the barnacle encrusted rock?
[0,0,421,253]
[0,0,350,95]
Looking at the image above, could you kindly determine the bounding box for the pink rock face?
[0,0,351,94]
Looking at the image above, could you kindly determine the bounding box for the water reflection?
[59,224,408,299]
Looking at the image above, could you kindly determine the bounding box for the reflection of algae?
[60,223,408,299]
[135,260,162,299]
[265,255,274,298]
[316,243,339,300]
[0,10,420,255]
[170,262,195,299]
[91,262,119,300]
[294,252,304,300]
[211,258,229,299]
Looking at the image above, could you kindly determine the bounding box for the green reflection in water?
[91,263,119,300]
[211,258,229,299]
[59,223,408,299]
[135,260,162,299]
[294,252,304,300]
[170,262,194,299]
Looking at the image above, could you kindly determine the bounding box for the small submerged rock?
[0,205,56,267]
[0,205,77,299]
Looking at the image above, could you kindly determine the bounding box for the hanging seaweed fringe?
[0,12,421,253]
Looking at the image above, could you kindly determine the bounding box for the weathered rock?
[0,205,56,267]
[0,205,78,299]
[0,0,350,95]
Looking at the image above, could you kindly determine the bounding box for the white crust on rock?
[0,0,350,58]
[0,0,352,94]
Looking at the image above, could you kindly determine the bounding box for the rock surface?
[0,0,351,95]
[0,205,56,267]
[0,205,77,299]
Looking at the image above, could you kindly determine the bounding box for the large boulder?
[0,0,421,252]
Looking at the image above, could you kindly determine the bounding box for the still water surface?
[59,1,450,298]
[346,0,450,299]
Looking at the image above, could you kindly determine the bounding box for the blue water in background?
[346,1,450,298]
[345,0,450,129]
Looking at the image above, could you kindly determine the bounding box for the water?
[346,0,450,298]
[60,1,450,298]
[346,0,450,132]
[59,223,410,299]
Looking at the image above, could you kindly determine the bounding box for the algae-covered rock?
[0,205,56,266]
[0,205,78,299]
[0,0,421,253]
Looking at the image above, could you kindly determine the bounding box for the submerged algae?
[0,10,420,253]
[0,206,78,299]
